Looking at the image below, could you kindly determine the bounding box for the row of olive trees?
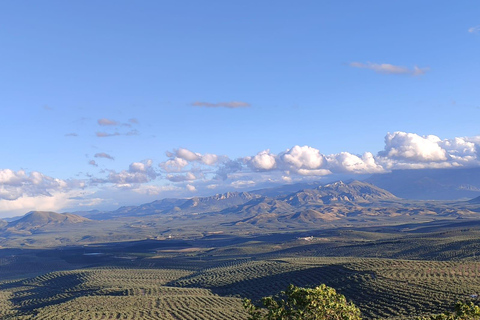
[244,284,480,320]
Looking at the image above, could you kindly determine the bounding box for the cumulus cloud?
[0,169,80,201]
[166,172,198,182]
[439,137,478,163]
[201,153,219,165]
[186,184,197,192]
[159,132,480,191]
[160,148,220,178]
[296,169,331,176]
[215,160,244,180]
[279,145,325,170]
[191,101,251,108]
[94,152,115,160]
[379,132,448,162]
[100,160,158,185]
[98,118,119,126]
[469,25,480,33]
[349,62,429,75]
[160,157,189,172]
[326,152,385,174]
[248,150,277,170]
[175,148,201,161]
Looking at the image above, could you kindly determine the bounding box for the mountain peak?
[283,180,397,206]
[7,211,90,233]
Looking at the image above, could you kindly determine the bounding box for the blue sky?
[1,1,479,217]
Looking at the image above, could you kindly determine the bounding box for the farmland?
[2,218,480,319]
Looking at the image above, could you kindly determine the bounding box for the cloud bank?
[2,132,480,216]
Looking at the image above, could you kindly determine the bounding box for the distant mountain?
[178,192,261,213]
[3,211,90,234]
[220,197,295,217]
[222,181,401,227]
[0,219,6,228]
[289,209,341,222]
[281,180,398,206]
[468,196,480,204]
[365,167,480,200]
[88,198,188,219]
[250,181,324,198]
[87,192,261,219]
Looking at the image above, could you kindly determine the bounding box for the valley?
[2,181,480,319]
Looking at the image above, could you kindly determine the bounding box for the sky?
[0,1,479,218]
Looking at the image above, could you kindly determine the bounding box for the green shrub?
[243,284,361,320]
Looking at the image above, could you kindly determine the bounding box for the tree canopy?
[243,284,362,320]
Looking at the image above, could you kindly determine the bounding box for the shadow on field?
[0,272,123,313]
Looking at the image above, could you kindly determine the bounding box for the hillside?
[3,211,91,234]
[468,196,480,204]
[87,192,261,220]
[281,180,398,206]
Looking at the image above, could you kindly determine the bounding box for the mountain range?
[2,180,480,247]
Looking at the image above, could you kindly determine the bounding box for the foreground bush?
[244,284,480,320]
[243,284,361,320]
[420,301,480,320]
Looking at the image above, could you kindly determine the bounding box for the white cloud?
[102,160,157,185]
[350,62,429,75]
[166,172,197,182]
[379,132,448,162]
[440,137,477,162]
[160,158,189,172]
[201,153,218,165]
[176,148,201,161]
[186,184,197,192]
[249,150,276,170]
[326,152,385,174]
[296,169,332,176]
[0,169,76,201]
[279,145,325,170]
[165,148,219,166]
[0,189,93,217]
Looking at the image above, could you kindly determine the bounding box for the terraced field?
[0,267,247,319]
[2,223,480,319]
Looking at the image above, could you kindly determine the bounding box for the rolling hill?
[2,211,91,235]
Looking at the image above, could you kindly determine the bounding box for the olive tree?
[243,284,361,320]
[420,301,480,320]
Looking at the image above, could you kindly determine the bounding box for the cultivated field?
[2,219,480,319]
